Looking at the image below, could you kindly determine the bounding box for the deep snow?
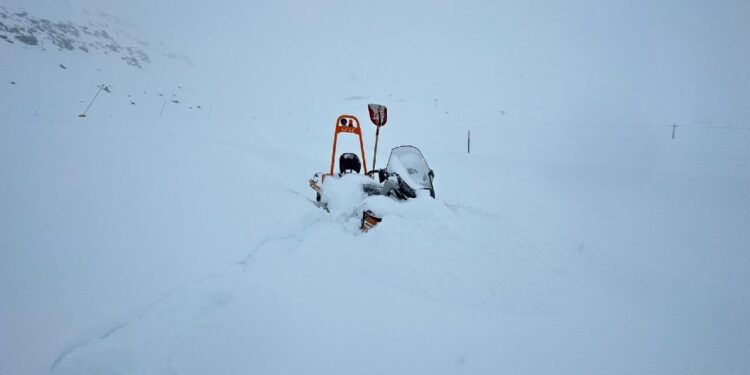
[2,1,750,374]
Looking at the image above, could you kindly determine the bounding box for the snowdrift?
[2,2,749,375]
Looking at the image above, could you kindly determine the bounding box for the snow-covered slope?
[2,1,749,375]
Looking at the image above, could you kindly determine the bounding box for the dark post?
[372,126,381,169]
[79,84,106,118]
[467,130,471,154]
[672,124,677,140]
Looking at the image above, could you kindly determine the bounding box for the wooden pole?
[672,124,677,140]
[467,130,471,154]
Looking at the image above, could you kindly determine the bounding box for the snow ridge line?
[48,227,312,373]
[48,283,187,373]
[48,173,321,373]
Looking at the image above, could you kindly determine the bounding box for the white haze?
[2,1,749,374]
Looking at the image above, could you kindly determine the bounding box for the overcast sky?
[9,0,750,126]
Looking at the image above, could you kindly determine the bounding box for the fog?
[17,0,749,126]
[2,1,749,374]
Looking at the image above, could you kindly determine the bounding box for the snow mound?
[50,192,579,374]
